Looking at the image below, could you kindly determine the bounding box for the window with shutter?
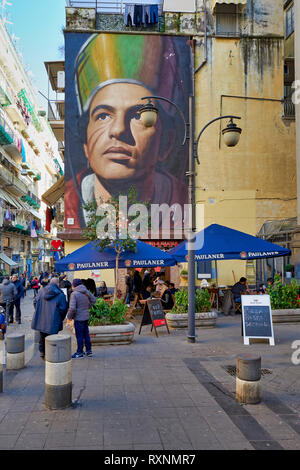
[286,3,294,38]
[215,4,240,36]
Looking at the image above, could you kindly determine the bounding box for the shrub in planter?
[89,298,127,326]
[166,288,216,329]
[171,288,211,314]
[180,269,188,279]
[267,274,300,310]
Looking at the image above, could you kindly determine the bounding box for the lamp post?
[139,98,242,345]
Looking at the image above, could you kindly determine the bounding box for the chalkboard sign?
[139,298,170,337]
[241,295,275,346]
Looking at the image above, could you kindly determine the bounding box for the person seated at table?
[82,278,97,297]
[231,277,249,302]
[160,282,174,311]
[169,283,178,295]
[141,284,152,300]
[153,276,164,294]
[257,283,266,294]
[98,281,108,298]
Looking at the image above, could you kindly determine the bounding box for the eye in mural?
[64,32,192,230]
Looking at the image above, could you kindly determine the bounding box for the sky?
[2,0,66,107]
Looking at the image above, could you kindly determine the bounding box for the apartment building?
[0,18,64,275]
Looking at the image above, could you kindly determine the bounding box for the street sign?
[241,295,275,346]
[138,298,170,337]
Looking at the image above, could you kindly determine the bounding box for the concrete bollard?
[6,334,25,370]
[45,334,72,410]
[236,354,261,404]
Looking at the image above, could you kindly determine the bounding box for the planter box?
[272,309,300,324]
[88,322,135,345]
[165,312,217,329]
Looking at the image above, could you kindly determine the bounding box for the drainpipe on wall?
[195,0,207,74]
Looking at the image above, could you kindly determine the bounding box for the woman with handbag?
[67,279,96,358]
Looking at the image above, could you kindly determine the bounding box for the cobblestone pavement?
[0,290,300,450]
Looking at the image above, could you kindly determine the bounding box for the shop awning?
[0,252,18,267]
[42,175,64,206]
[212,0,247,12]
[0,188,22,209]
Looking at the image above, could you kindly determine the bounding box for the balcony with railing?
[67,0,162,12]
[283,96,295,118]
[0,159,27,197]
[283,84,295,119]
[0,66,13,107]
[0,106,14,146]
[47,99,65,143]
[67,1,125,14]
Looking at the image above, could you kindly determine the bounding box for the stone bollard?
[45,334,72,410]
[6,334,25,370]
[236,354,261,404]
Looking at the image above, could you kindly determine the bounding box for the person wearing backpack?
[32,277,40,298]
[0,277,17,324]
[67,279,96,359]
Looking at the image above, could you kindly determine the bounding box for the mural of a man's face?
[83,83,164,182]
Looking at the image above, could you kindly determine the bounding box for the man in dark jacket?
[11,274,24,324]
[0,277,17,323]
[31,277,68,359]
[231,277,249,302]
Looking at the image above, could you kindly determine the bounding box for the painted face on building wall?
[83,83,164,183]
[64,32,192,229]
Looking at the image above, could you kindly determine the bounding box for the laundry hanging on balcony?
[124,4,158,26]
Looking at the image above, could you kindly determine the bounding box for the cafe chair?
[234,301,242,314]
[222,290,235,315]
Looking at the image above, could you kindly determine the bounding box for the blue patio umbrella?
[55,239,177,272]
[168,224,291,262]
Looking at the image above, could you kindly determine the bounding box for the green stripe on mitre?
[115,35,146,79]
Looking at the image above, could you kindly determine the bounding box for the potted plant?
[180,269,188,280]
[87,298,135,345]
[284,264,294,279]
[267,274,300,323]
[165,288,217,329]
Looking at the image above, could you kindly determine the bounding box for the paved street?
[0,290,300,450]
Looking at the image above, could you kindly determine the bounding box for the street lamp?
[139,95,242,343]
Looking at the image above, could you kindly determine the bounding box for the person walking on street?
[125,269,134,306]
[32,277,40,298]
[20,274,26,297]
[31,277,68,359]
[132,270,143,309]
[0,277,17,324]
[67,279,96,359]
[11,274,24,324]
